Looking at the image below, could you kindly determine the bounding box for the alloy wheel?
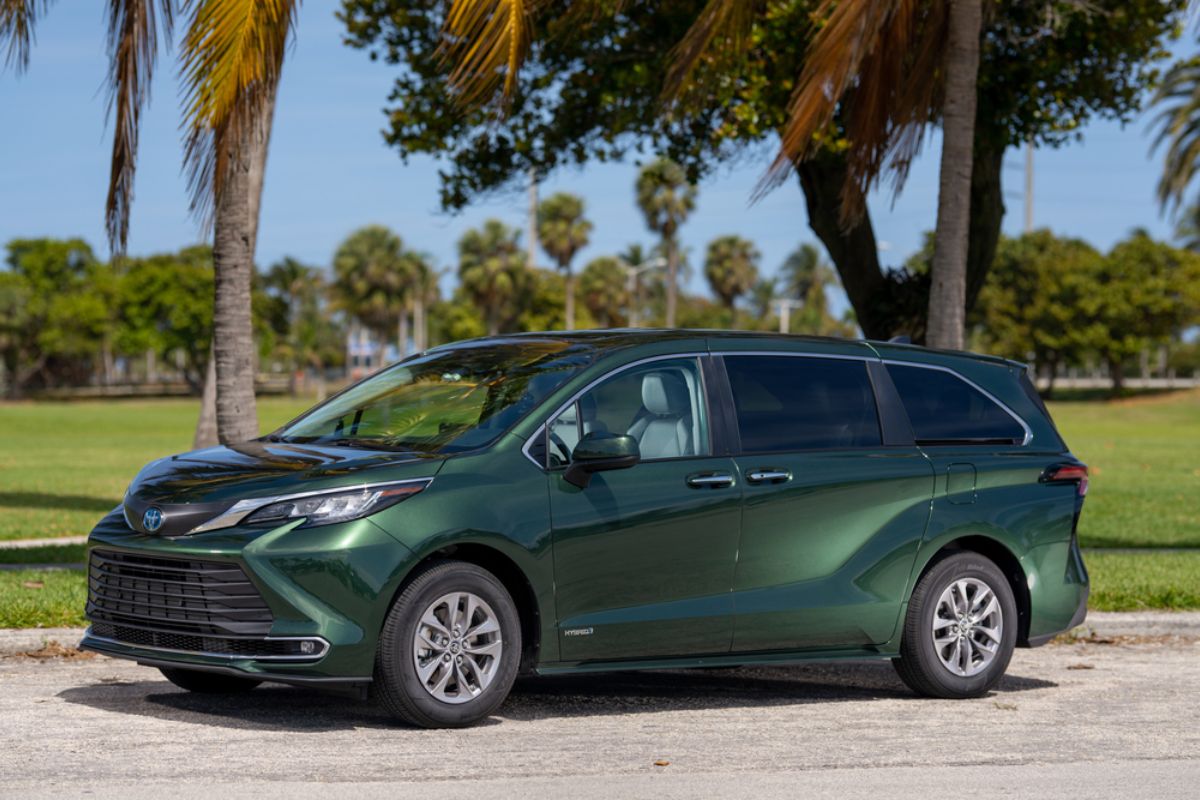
[412,591,503,704]
[931,577,1003,677]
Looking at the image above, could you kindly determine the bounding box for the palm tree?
[579,256,629,328]
[703,236,759,326]
[1153,57,1200,219]
[442,0,983,349]
[3,0,300,444]
[333,225,414,368]
[636,158,696,328]
[779,243,835,318]
[1174,204,1200,253]
[537,192,592,330]
[264,256,324,388]
[457,219,529,336]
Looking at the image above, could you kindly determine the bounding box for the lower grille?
[88,622,313,658]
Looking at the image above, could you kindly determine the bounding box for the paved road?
[1,633,1198,799]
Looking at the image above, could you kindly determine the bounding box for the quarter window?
[724,356,882,452]
[886,364,1025,445]
[544,358,710,467]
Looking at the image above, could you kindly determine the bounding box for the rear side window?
[724,356,882,452]
[886,364,1026,445]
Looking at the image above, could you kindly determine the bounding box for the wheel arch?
[387,541,543,672]
[912,535,1033,647]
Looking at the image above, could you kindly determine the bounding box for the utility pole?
[527,167,539,269]
[1024,141,1034,233]
[774,298,804,334]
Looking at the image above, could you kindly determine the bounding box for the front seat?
[627,372,693,459]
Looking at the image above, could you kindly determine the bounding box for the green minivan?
[81,331,1089,727]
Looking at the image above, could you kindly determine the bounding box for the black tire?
[159,667,262,694]
[373,560,522,728]
[893,551,1017,699]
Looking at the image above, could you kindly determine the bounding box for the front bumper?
[83,507,418,684]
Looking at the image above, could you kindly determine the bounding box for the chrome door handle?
[686,472,735,489]
[746,469,791,485]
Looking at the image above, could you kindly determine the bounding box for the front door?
[546,356,742,662]
[718,354,936,652]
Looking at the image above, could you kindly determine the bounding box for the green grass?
[0,544,86,564]
[0,397,309,542]
[1048,390,1200,548]
[0,569,87,628]
[1085,550,1200,611]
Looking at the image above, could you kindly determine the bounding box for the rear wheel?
[159,667,262,694]
[373,560,521,728]
[893,552,1017,698]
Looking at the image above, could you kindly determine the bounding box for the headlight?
[187,478,432,534]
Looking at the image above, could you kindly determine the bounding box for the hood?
[121,440,445,536]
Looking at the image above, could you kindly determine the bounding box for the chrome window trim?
[83,628,330,661]
[881,359,1033,446]
[521,352,710,471]
[715,350,874,363]
[187,477,434,534]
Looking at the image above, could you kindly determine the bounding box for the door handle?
[746,469,791,485]
[686,472,735,489]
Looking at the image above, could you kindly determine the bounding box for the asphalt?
[0,620,1197,799]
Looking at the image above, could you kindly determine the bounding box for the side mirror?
[563,432,640,489]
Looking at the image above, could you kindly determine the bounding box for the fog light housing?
[299,640,317,655]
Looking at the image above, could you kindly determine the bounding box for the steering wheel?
[548,430,573,465]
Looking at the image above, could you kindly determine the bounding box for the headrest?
[641,371,690,416]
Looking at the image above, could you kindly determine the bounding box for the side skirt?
[535,646,895,676]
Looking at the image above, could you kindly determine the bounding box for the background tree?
[1081,231,1200,393]
[973,231,1099,397]
[703,235,759,326]
[262,257,344,392]
[635,158,696,328]
[333,225,414,367]
[579,256,630,328]
[343,0,1181,341]
[457,219,530,336]
[536,192,592,330]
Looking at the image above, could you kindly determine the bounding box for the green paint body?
[83,332,1088,684]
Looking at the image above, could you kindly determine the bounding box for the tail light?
[1042,464,1088,497]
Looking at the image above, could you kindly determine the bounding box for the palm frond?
[440,0,539,106]
[105,0,174,254]
[662,0,763,102]
[179,0,298,226]
[760,0,947,223]
[1,0,51,73]
[1150,56,1200,215]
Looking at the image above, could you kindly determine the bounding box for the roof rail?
[888,335,913,345]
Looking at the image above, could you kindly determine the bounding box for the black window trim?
[882,359,1033,447]
[716,350,894,456]
[521,352,715,470]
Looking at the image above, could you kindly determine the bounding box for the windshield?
[275,340,593,453]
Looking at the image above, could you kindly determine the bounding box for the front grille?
[87,549,273,638]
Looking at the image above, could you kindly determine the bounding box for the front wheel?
[373,560,521,728]
[893,552,1017,698]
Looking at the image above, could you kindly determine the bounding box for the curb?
[0,627,87,655]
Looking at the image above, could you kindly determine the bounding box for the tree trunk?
[926,0,983,350]
[193,350,218,449]
[209,88,277,445]
[413,295,427,352]
[1109,358,1125,396]
[665,236,678,328]
[966,136,1006,312]
[398,310,409,360]
[565,268,576,331]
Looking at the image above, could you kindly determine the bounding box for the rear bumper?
[1020,534,1090,648]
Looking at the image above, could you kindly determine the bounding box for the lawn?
[1049,390,1200,548]
[0,391,1197,627]
[0,397,309,542]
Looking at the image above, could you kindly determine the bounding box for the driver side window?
[545,358,710,467]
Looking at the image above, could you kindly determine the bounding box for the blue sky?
[0,5,1187,316]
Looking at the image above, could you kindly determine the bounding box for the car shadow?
[57,661,1056,732]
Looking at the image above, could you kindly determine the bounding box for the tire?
[373,560,522,728]
[159,667,262,694]
[893,551,1017,699]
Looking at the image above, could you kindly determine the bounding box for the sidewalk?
[0,536,87,549]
